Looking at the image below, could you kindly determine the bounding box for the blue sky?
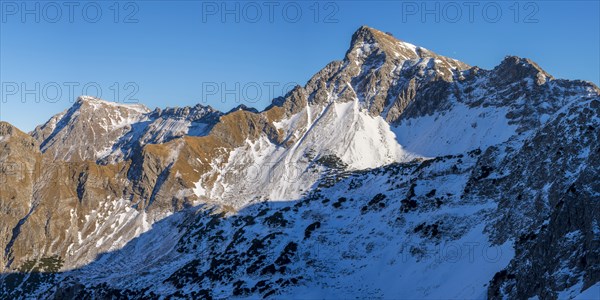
[1,1,599,131]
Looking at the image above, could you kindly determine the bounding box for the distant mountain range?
[1,26,598,299]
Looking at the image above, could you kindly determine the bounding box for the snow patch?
[393,103,517,157]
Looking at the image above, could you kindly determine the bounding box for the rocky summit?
[0,26,598,299]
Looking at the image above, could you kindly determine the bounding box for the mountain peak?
[350,25,381,42]
[493,55,553,85]
[345,26,471,73]
[75,95,150,113]
[0,121,38,149]
[346,26,423,62]
[76,95,102,103]
[0,121,18,136]
[350,26,394,44]
[75,95,114,106]
[227,104,259,114]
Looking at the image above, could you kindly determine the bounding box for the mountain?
[1,26,599,299]
[32,96,221,164]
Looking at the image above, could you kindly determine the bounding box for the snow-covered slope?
[202,99,414,208]
[393,103,517,157]
[192,28,598,212]
[1,26,599,300]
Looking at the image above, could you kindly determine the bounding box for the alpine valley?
[1,26,598,299]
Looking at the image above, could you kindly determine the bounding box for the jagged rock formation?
[32,96,221,164]
[0,26,598,299]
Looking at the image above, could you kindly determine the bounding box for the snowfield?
[393,102,517,157]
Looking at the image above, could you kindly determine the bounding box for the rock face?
[484,98,600,299]
[0,122,42,271]
[0,26,598,299]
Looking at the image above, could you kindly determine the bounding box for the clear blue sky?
[1,1,599,131]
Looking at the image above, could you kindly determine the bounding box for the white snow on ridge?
[79,95,150,114]
[330,100,413,169]
[193,179,206,197]
[63,198,155,270]
[200,98,415,208]
[393,103,517,157]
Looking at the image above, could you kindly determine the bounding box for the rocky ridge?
[0,26,598,299]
